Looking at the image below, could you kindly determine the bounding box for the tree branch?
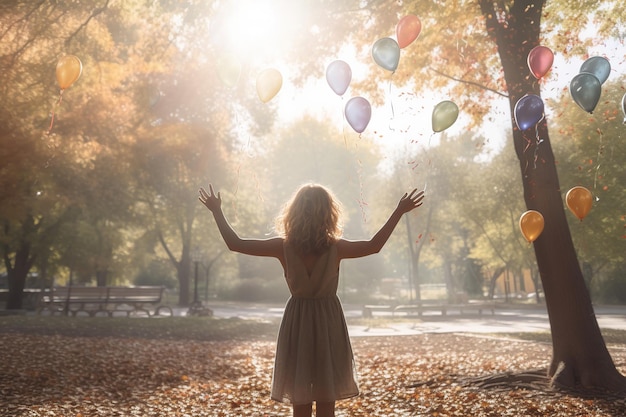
[64,0,110,46]
[428,66,509,98]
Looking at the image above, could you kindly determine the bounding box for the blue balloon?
[580,56,611,85]
[570,72,601,114]
[514,94,544,131]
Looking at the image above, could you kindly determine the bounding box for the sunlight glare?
[213,0,289,62]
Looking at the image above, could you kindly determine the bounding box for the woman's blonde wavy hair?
[275,184,343,254]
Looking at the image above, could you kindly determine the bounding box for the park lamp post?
[191,247,203,307]
[188,247,213,316]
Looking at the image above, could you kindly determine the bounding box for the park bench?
[362,301,496,318]
[393,303,448,316]
[37,286,173,317]
[392,302,496,316]
[361,304,394,318]
[362,303,446,318]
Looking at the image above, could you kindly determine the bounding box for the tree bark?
[5,246,34,310]
[480,0,626,391]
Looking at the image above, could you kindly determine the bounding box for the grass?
[0,315,281,341]
[2,314,626,345]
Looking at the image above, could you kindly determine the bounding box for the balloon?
[565,186,592,221]
[256,68,282,103]
[216,53,241,88]
[432,100,459,133]
[56,55,82,90]
[326,60,352,96]
[569,72,601,113]
[527,45,554,79]
[519,210,544,243]
[514,94,544,131]
[580,56,611,85]
[372,38,400,72]
[396,15,421,49]
[344,96,371,133]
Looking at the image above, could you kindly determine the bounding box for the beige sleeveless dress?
[270,243,359,405]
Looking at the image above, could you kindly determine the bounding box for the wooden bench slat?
[37,286,172,317]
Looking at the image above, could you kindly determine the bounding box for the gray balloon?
[569,72,601,114]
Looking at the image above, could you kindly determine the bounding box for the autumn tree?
[322,0,626,392]
[0,1,150,308]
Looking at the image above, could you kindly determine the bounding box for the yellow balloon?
[519,210,544,243]
[256,68,282,103]
[56,55,82,90]
[566,186,592,221]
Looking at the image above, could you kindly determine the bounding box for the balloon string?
[532,115,545,169]
[46,90,65,135]
[355,157,368,223]
[593,129,604,201]
[350,133,367,223]
[341,96,348,149]
[521,131,532,176]
[389,72,396,130]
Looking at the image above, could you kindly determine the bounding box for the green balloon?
[432,100,459,132]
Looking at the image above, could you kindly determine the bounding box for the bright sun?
[212,0,294,63]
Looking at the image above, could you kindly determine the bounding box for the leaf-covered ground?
[1,316,626,416]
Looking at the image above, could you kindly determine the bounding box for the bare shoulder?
[258,236,285,255]
[232,236,285,259]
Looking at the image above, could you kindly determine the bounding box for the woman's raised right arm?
[336,189,424,260]
[199,185,283,258]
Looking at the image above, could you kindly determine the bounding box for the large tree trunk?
[480,0,626,391]
[5,244,34,310]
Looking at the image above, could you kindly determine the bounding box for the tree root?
[409,368,626,404]
[459,368,551,392]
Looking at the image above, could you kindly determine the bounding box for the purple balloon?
[326,60,352,96]
[344,96,371,133]
[514,94,544,131]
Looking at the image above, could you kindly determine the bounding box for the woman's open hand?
[396,188,425,214]
[198,184,221,213]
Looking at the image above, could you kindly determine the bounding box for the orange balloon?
[566,186,592,221]
[519,210,544,243]
[56,55,82,90]
[396,15,421,49]
[256,68,282,103]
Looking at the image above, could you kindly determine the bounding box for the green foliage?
[593,266,626,305]
[218,277,290,303]
[134,260,178,290]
